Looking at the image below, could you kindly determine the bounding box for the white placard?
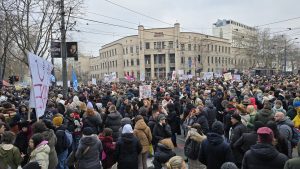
[28,52,53,118]
[203,72,214,80]
[233,74,241,81]
[171,71,176,80]
[67,81,70,87]
[178,70,184,75]
[224,72,232,81]
[92,78,97,85]
[139,85,152,99]
[140,73,145,81]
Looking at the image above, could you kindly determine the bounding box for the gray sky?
[68,0,300,56]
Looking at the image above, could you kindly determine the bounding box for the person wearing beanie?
[75,127,103,169]
[223,103,236,139]
[221,162,238,169]
[105,105,122,141]
[199,121,234,169]
[254,101,274,124]
[242,127,288,169]
[233,121,264,157]
[284,142,300,169]
[14,120,30,166]
[292,97,300,128]
[153,114,172,149]
[53,116,72,169]
[114,124,142,169]
[52,116,63,127]
[229,113,247,168]
[99,128,116,169]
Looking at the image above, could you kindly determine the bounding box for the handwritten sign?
[224,72,232,81]
[139,85,152,99]
[28,52,53,118]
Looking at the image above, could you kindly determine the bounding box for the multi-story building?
[213,19,258,71]
[90,23,249,80]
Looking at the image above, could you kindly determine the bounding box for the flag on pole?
[72,69,78,92]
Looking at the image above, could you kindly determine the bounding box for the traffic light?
[9,76,14,84]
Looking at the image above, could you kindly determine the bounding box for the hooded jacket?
[99,135,115,169]
[75,135,103,169]
[114,133,142,169]
[203,101,217,130]
[199,133,234,169]
[105,112,122,141]
[272,106,287,115]
[153,142,176,169]
[29,141,51,169]
[255,108,274,124]
[0,144,22,169]
[242,143,288,169]
[133,119,152,153]
[41,130,58,169]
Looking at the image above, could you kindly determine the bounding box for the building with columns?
[90,23,251,80]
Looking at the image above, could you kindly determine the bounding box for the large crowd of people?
[0,75,300,169]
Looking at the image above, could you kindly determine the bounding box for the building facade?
[90,23,250,80]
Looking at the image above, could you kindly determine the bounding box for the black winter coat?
[242,143,288,169]
[114,133,142,169]
[167,111,181,135]
[203,103,217,130]
[223,109,235,139]
[230,122,247,166]
[254,108,274,124]
[153,143,176,169]
[105,112,122,141]
[233,132,258,154]
[199,133,234,169]
[152,123,172,145]
[196,113,209,134]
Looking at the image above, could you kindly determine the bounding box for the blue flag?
[72,69,78,92]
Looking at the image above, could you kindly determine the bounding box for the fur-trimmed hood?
[187,128,207,143]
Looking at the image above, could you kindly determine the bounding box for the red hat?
[257,127,274,144]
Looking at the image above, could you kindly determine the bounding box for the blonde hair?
[166,156,185,169]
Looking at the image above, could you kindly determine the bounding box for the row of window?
[91,72,119,79]
[100,49,117,59]
[207,44,230,54]
[90,60,118,71]
[124,59,140,67]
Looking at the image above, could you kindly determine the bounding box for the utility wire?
[254,16,300,27]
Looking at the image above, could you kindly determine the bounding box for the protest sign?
[224,72,232,81]
[92,78,97,85]
[203,72,214,80]
[233,74,241,81]
[171,71,176,80]
[139,85,152,99]
[28,52,53,118]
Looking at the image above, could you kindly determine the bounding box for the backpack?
[64,130,73,148]
[184,137,200,160]
[291,127,300,147]
[57,129,73,150]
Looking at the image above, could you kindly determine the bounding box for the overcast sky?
[68,0,300,56]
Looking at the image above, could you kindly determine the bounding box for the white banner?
[139,85,152,99]
[28,52,53,118]
[92,78,97,85]
[104,72,117,83]
[140,73,145,81]
[233,74,241,81]
[203,72,214,80]
[171,71,176,80]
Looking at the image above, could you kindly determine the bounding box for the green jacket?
[284,157,300,169]
[0,144,22,169]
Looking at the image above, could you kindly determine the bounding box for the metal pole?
[284,39,287,73]
[60,0,68,97]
